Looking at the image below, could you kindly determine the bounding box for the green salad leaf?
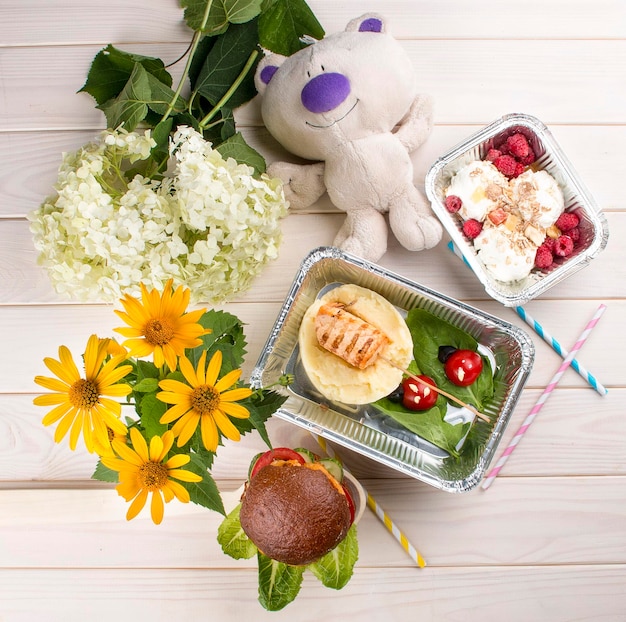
[257,553,305,611]
[309,525,358,589]
[217,503,257,559]
[406,309,494,412]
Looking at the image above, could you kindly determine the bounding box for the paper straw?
[313,434,426,568]
[481,303,607,490]
[446,241,607,395]
[515,306,607,396]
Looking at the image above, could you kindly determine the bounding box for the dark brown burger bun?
[239,463,351,566]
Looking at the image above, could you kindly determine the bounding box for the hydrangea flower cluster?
[29,126,288,303]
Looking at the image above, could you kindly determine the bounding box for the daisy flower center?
[69,378,100,409]
[144,318,175,346]
[138,461,170,490]
[191,385,220,415]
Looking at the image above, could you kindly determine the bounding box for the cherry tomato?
[249,447,305,479]
[444,349,483,386]
[401,375,439,411]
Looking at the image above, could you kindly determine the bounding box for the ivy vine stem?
[198,49,259,129]
[160,0,214,123]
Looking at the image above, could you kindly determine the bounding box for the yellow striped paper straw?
[313,434,426,568]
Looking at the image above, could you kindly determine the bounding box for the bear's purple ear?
[254,53,287,95]
[346,13,387,34]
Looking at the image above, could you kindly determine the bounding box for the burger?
[240,447,355,566]
[217,446,361,610]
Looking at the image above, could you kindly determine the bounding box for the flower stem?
[161,0,214,123]
[198,49,259,129]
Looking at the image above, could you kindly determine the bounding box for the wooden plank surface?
[1,0,624,620]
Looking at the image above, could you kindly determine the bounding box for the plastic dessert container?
[425,113,609,307]
[250,247,535,492]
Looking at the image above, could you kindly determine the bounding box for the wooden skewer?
[381,356,491,423]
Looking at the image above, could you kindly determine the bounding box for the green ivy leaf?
[217,503,257,559]
[193,19,261,110]
[216,132,266,175]
[98,62,151,131]
[183,453,225,515]
[258,0,325,56]
[79,44,172,106]
[257,553,305,611]
[92,460,119,483]
[180,0,262,35]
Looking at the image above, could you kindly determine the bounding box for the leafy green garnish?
[258,553,305,611]
[309,525,358,589]
[217,503,257,559]
[406,309,494,412]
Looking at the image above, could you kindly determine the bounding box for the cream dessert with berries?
[511,169,564,229]
[445,160,508,221]
[473,225,537,282]
[444,132,575,283]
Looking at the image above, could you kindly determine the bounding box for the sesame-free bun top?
[299,283,412,404]
[239,463,351,566]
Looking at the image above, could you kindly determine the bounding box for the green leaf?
[258,0,325,56]
[216,132,266,174]
[139,393,168,438]
[371,395,469,457]
[217,503,257,559]
[133,378,159,393]
[257,553,305,611]
[136,359,160,380]
[309,525,358,590]
[79,44,172,106]
[92,460,119,483]
[405,308,494,412]
[145,73,188,116]
[180,0,262,35]
[193,19,261,111]
[150,117,174,173]
[183,453,225,515]
[98,62,151,131]
[242,389,287,447]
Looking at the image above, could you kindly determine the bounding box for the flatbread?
[298,284,412,404]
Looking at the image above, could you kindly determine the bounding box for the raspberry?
[554,234,574,257]
[504,133,531,159]
[568,227,581,243]
[534,243,554,269]
[462,218,483,240]
[485,148,501,162]
[542,236,557,252]
[555,212,580,232]
[493,154,524,178]
[445,195,462,213]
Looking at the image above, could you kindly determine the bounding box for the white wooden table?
[1,1,625,620]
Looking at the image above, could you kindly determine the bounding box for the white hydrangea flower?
[29,127,288,303]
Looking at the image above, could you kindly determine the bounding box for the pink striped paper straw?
[481,303,607,490]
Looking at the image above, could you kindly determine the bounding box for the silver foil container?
[251,247,535,492]
[425,113,609,306]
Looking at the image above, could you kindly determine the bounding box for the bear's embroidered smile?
[306,99,360,129]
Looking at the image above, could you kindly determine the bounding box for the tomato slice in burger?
[343,485,356,525]
[249,447,306,479]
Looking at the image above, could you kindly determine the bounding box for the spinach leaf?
[406,309,494,411]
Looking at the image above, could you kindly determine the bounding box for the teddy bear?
[254,13,442,262]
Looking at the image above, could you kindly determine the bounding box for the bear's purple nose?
[301,72,350,114]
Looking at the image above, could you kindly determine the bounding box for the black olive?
[387,385,404,403]
[438,345,457,364]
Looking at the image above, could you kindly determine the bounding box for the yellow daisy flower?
[113,279,209,372]
[157,350,253,452]
[102,428,202,524]
[34,334,132,453]
[93,426,128,458]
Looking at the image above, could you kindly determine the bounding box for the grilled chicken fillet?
[314,302,390,369]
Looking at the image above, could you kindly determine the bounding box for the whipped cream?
[511,169,564,228]
[473,226,537,282]
[446,160,508,221]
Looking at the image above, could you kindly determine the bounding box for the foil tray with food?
[250,247,535,492]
